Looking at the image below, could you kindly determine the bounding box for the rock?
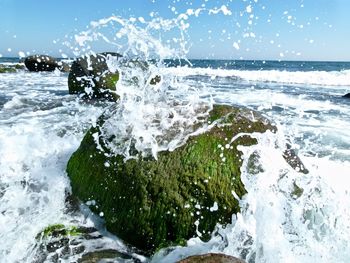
[14,64,25,70]
[178,253,245,263]
[33,224,138,262]
[57,61,71,73]
[282,144,309,174]
[66,104,275,254]
[78,249,138,263]
[68,52,122,99]
[24,55,58,72]
[343,93,350,98]
[0,66,16,73]
[0,64,25,73]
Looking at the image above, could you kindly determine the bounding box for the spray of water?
[65,15,215,159]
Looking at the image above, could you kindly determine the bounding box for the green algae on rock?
[0,66,17,73]
[68,52,122,100]
[36,224,81,240]
[66,105,275,254]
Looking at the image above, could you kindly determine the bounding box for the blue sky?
[0,0,349,61]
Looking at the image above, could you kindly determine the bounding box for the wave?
[167,67,350,86]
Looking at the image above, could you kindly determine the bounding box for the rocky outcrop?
[24,55,58,72]
[68,52,122,99]
[66,105,276,254]
[178,253,245,263]
[0,64,25,73]
[33,224,138,262]
[0,66,16,73]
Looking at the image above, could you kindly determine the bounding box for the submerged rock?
[0,66,16,73]
[0,64,25,73]
[343,93,350,98]
[178,253,245,263]
[33,224,138,262]
[282,144,309,174]
[68,52,122,99]
[24,55,58,72]
[66,105,275,254]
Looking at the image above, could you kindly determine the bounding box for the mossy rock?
[36,224,81,240]
[68,52,122,100]
[33,224,136,262]
[66,105,275,254]
[0,66,17,73]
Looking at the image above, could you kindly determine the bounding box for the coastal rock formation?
[178,253,245,263]
[0,66,16,73]
[24,55,58,72]
[343,93,350,98]
[66,105,275,254]
[68,52,122,99]
[33,224,138,262]
[0,64,24,73]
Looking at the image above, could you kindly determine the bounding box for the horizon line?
[1,56,350,64]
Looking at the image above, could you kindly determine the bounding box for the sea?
[0,57,350,263]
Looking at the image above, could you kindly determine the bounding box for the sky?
[0,0,349,61]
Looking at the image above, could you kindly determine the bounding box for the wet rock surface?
[66,104,275,254]
[24,55,59,72]
[177,253,246,263]
[68,52,122,99]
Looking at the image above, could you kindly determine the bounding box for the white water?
[167,67,350,87]
[1,11,350,263]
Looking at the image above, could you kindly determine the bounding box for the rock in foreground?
[24,55,58,72]
[66,105,275,254]
[178,253,245,263]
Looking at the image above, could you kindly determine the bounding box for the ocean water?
[1,57,350,263]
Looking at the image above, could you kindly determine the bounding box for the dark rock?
[68,52,122,99]
[33,224,135,262]
[24,55,58,72]
[282,144,309,174]
[150,74,161,85]
[178,253,245,263]
[66,104,276,254]
[343,93,350,98]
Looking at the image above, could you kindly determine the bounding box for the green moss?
[14,64,25,69]
[0,67,16,73]
[291,182,304,199]
[68,53,120,100]
[66,105,275,254]
[37,224,82,240]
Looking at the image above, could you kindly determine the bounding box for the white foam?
[166,67,350,87]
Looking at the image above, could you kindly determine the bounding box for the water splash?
[65,15,214,159]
